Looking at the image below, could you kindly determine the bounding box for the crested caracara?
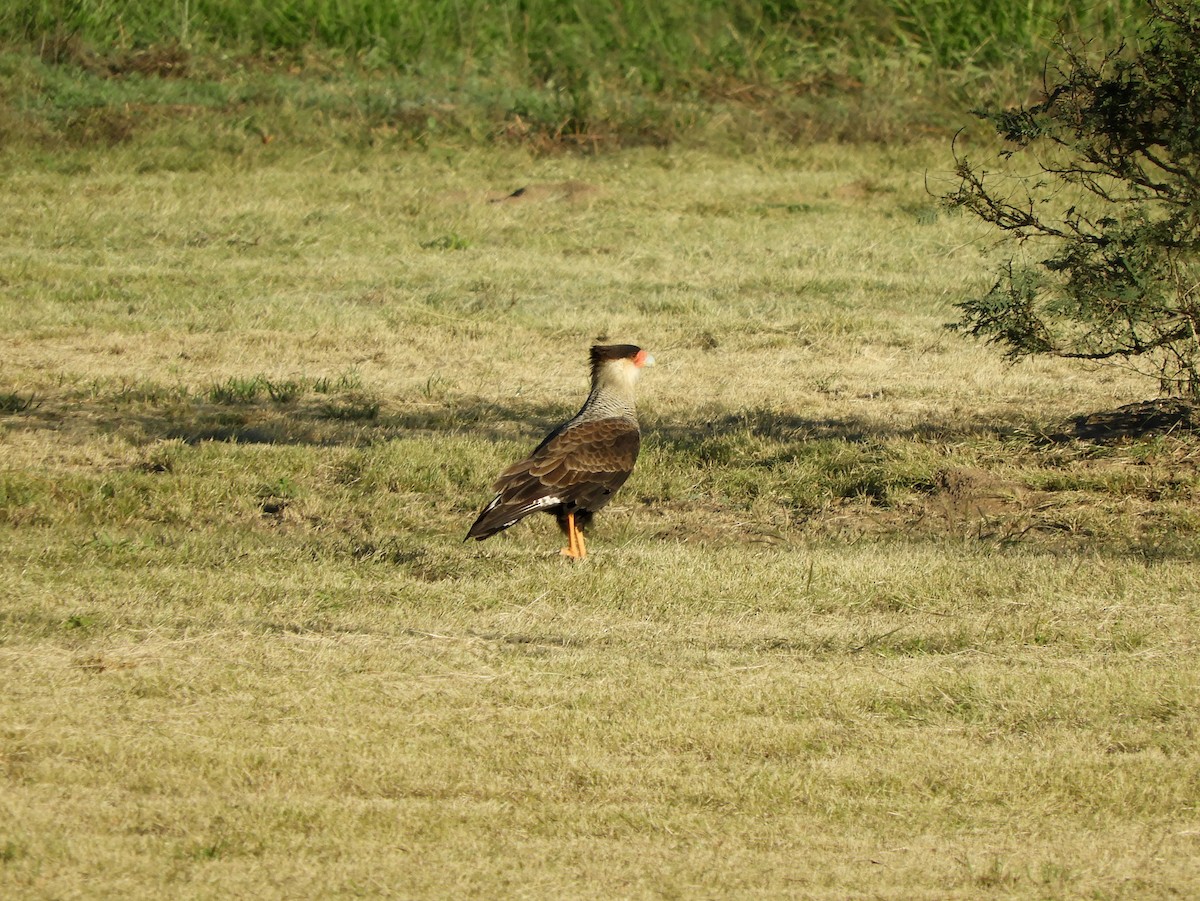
[466,344,655,559]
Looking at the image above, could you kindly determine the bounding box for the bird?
[466,344,655,559]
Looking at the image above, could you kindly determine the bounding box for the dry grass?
[2,138,1199,899]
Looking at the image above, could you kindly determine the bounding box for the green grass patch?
[0,2,1143,153]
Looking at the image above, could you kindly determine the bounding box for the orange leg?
[559,511,586,560]
[560,511,579,559]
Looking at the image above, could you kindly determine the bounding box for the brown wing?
[466,418,640,540]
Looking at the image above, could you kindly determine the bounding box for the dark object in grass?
[0,392,39,413]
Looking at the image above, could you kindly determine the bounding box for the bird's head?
[590,344,654,389]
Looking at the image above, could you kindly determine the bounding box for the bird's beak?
[641,354,655,367]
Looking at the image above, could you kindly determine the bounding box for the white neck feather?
[578,360,641,423]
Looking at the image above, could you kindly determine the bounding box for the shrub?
[947,1,1200,396]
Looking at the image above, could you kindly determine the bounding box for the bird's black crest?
[590,344,642,379]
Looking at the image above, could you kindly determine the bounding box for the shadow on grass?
[648,405,1026,447]
[7,389,1200,562]
[2,390,1033,450]
[1,393,566,447]
[12,384,1200,457]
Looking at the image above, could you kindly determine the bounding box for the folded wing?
[466,417,640,540]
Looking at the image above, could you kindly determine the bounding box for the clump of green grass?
[206,374,368,407]
[312,371,362,394]
[207,375,263,405]
[263,378,305,403]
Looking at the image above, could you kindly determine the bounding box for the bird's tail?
[465,489,561,541]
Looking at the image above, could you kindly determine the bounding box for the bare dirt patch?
[487,181,601,204]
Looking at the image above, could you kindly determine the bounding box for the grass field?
[2,122,1200,899]
[1,0,1141,154]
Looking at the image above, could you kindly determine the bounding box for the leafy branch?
[945,0,1200,396]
